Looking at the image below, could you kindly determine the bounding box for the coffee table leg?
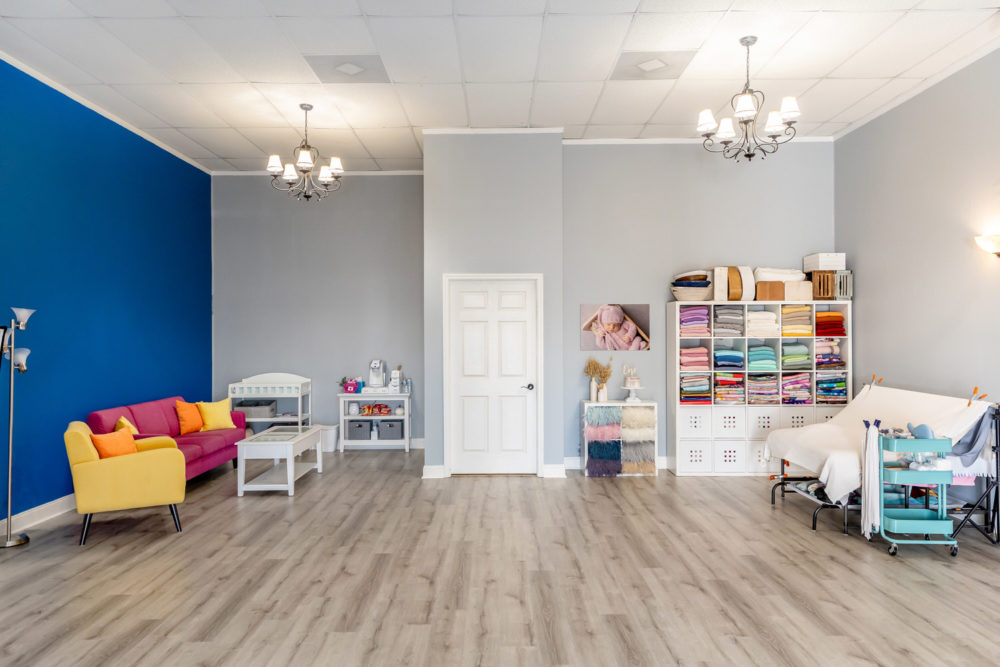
[237,449,246,497]
[316,436,323,474]
[286,448,295,496]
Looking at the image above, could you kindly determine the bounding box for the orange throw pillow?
[90,429,138,459]
[176,400,204,435]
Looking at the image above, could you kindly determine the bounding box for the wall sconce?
[975,234,1000,257]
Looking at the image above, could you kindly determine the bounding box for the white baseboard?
[659,456,671,470]
[411,438,425,450]
[564,456,582,470]
[541,464,566,478]
[0,493,76,534]
[422,465,449,479]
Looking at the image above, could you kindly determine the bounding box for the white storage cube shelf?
[667,301,851,476]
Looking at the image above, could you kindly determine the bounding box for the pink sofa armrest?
[231,411,246,430]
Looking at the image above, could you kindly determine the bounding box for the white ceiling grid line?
[0,2,995,172]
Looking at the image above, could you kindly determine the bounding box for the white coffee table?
[237,425,323,496]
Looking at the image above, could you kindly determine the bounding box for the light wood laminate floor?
[2,451,999,666]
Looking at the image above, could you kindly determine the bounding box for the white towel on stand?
[860,423,881,540]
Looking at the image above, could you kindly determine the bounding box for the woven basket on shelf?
[670,285,713,301]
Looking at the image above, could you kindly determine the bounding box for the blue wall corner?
[0,60,212,516]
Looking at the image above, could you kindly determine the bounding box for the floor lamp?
[1,307,34,549]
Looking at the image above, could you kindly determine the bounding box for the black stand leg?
[79,514,92,546]
[843,504,849,535]
[812,505,822,530]
[233,459,238,469]
[169,504,182,533]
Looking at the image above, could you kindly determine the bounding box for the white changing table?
[229,372,312,428]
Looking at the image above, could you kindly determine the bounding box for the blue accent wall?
[0,60,212,516]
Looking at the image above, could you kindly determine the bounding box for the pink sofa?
[87,396,246,480]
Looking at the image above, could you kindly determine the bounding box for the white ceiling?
[2,0,999,173]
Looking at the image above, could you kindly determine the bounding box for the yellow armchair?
[64,421,186,545]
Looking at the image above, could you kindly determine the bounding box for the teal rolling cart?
[879,436,958,557]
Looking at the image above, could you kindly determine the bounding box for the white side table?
[237,425,323,496]
[338,391,412,452]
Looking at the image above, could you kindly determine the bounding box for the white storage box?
[711,407,746,439]
[676,407,712,438]
[784,280,813,302]
[803,253,846,272]
[713,441,747,473]
[677,440,712,473]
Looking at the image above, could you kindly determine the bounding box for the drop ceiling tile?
[72,1,177,17]
[368,17,462,83]
[182,83,289,127]
[396,84,468,126]
[457,17,543,82]
[454,0,546,14]
[224,157,272,170]
[638,0,732,9]
[354,127,422,157]
[195,157,235,171]
[814,121,848,135]
[99,18,244,83]
[180,128,264,159]
[9,18,171,83]
[537,14,632,81]
[582,124,643,139]
[795,78,887,123]
[326,83,410,127]
[639,124,696,138]
[918,0,999,7]
[69,83,166,128]
[143,127,217,158]
[466,83,532,126]
[187,17,318,84]
[341,156,379,170]
[624,12,724,52]
[833,10,995,78]
[649,78,743,124]
[167,0,269,17]
[253,83,349,127]
[681,11,814,79]
[276,17,376,54]
[731,0,916,8]
[0,19,98,84]
[756,12,903,79]
[113,83,228,127]
[374,158,424,170]
[590,80,675,124]
[903,11,1000,78]
[562,124,586,139]
[0,1,84,17]
[238,126,303,155]
[262,0,361,16]
[530,81,603,125]
[830,77,921,123]
[305,128,371,157]
[547,0,639,12]
[360,0,453,16]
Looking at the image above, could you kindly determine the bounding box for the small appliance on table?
[236,425,323,496]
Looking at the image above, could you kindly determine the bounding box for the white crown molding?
[422,127,563,135]
[0,51,209,175]
[565,136,833,145]
[211,170,423,176]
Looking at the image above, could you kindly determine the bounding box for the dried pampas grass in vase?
[584,356,613,402]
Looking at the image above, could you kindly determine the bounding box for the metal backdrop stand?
[950,407,1000,545]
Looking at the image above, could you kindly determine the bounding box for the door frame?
[442,273,545,477]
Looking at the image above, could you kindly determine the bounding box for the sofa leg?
[169,504,182,533]
[79,514,93,546]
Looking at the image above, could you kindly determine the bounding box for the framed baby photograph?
[580,304,651,351]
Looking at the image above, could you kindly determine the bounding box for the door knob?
[521,383,535,390]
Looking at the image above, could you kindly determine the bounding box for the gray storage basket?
[377,420,403,439]
[234,399,277,418]
[346,420,371,440]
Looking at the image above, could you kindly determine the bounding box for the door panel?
[448,278,538,474]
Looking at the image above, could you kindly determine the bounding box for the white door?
[447,277,539,474]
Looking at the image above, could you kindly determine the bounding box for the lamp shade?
[975,234,1000,255]
[11,308,34,326]
[282,163,298,183]
[329,156,344,175]
[318,165,334,183]
[10,348,29,370]
[266,154,283,173]
[764,111,784,136]
[1,328,9,349]
[733,94,756,120]
[296,148,314,170]
[696,108,718,134]
[780,96,800,120]
[716,117,736,141]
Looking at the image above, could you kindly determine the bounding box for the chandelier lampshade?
[266,103,344,201]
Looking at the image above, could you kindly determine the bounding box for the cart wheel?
[924,534,930,541]
[888,544,898,556]
[950,545,958,557]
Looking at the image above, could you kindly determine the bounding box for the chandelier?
[696,36,801,162]
[266,103,344,201]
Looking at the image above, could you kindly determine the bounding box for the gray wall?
[212,174,425,436]
[563,142,835,460]
[835,48,1000,398]
[423,131,564,467]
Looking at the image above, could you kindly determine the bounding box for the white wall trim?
[658,456,670,470]
[410,437,425,450]
[422,465,449,479]
[212,170,423,176]
[564,456,582,470]
[0,51,209,174]
[564,136,833,145]
[423,127,563,135]
[0,493,76,535]
[541,464,566,478]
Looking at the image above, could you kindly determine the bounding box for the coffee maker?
[368,359,386,388]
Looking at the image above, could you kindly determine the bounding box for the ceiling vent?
[304,55,389,83]
[610,51,696,80]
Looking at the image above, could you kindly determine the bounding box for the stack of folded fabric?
[679,305,711,337]
[679,346,710,371]
[815,338,845,368]
[815,310,846,336]
[713,341,744,370]
[781,305,812,336]
[747,342,777,371]
[781,342,811,370]
[746,309,780,337]
[714,373,745,404]
[816,371,848,404]
[713,305,744,337]
[781,373,812,404]
[679,373,712,404]
[747,374,779,404]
